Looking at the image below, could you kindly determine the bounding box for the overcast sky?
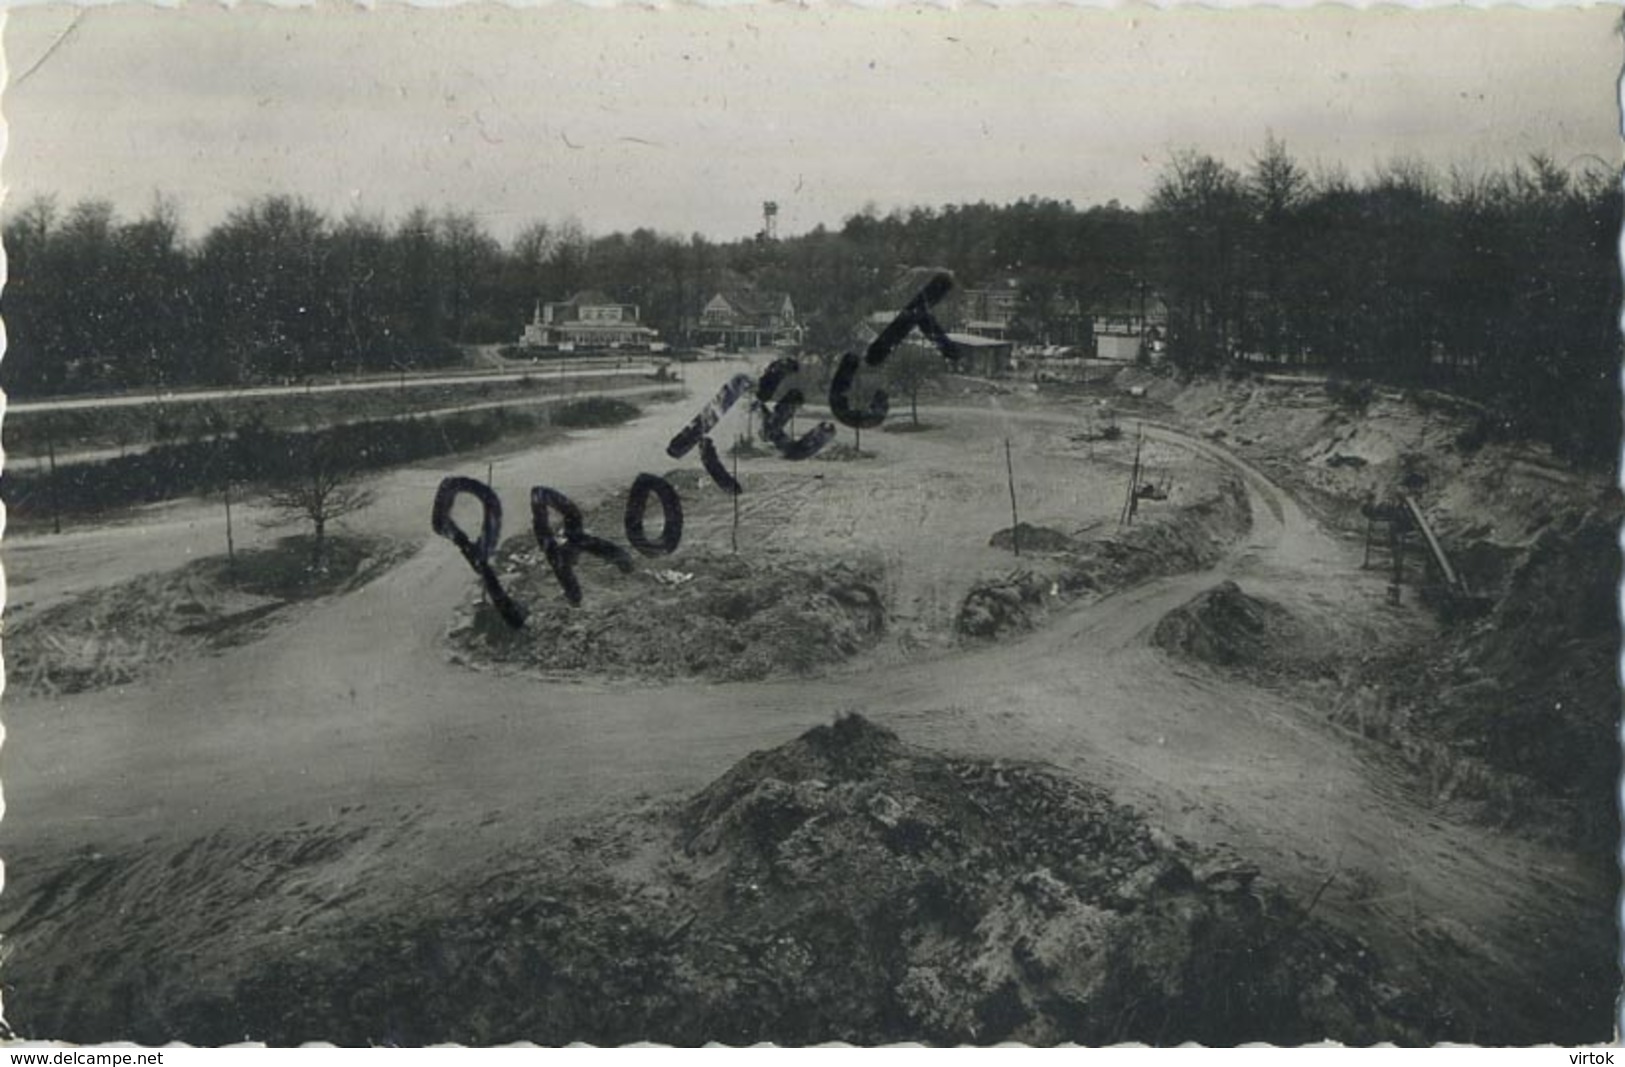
[4,4,1620,243]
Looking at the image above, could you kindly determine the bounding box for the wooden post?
[1391,525,1405,590]
[224,480,236,569]
[1388,527,1403,602]
[477,460,496,607]
[731,443,741,554]
[1005,437,1020,556]
[46,420,61,535]
[1120,429,1143,526]
[1130,427,1144,524]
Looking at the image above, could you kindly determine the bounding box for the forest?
[3,139,1618,463]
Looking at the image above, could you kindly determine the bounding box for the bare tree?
[883,344,948,427]
[262,434,377,571]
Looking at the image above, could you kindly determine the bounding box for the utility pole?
[1004,437,1020,556]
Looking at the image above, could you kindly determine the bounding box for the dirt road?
[2,361,1611,1041]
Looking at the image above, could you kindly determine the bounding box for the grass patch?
[5,407,550,526]
[212,536,403,601]
[5,374,623,459]
[550,396,641,429]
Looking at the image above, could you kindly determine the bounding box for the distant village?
[515,267,1168,377]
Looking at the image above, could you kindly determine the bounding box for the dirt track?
[1,359,1613,1042]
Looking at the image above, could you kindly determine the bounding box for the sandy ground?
[0,357,1613,1041]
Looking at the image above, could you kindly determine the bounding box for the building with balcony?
[520,291,660,351]
[689,280,804,349]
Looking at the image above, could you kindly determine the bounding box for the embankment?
[957,474,1252,641]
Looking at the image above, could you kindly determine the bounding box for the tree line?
[1144,140,1620,463]
[0,190,1150,396]
[4,139,1618,460]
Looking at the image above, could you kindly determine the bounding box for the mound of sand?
[958,478,1252,642]
[813,442,876,462]
[1151,581,1304,671]
[40,715,1443,1044]
[955,569,1070,640]
[7,535,408,696]
[988,523,1077,555]
[451,545,886,682]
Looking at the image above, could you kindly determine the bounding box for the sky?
[3,3,1621,244]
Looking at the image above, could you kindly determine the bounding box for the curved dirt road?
[2,367,1612,1041]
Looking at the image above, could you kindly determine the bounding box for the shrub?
[1,408,548,523]
[1323,377,1375,412]
[551,397,640,429]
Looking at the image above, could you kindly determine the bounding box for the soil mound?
[51,714,1443,1045]
[1151,581,1302,671]
[813,442,875,462]
[6,535,408,695]
[955,569,1070,639]
[988,523,1076,554]
[958,477,1251,641]
[450,545,886,682]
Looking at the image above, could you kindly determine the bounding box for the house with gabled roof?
[521,290,660,351]
[690,276,804,350]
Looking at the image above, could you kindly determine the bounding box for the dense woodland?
[4,140,1619,462]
